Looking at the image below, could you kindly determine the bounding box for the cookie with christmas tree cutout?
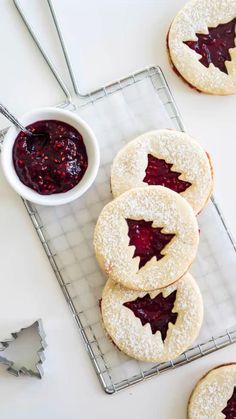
[111,129,213,214]
[188,363,236,418]
[101,273,203,363]
[94,186,199,291]
[168,0,236,94]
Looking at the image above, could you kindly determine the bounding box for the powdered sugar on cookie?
[94,186,199,290]
[111,129,213,214]
[101,273,203,363]
[168,0,236,95]
[188,364,236,418]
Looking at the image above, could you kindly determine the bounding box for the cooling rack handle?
[13,0,72,103]
[47,0,81,97]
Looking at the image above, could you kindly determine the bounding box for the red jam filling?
[13,120,88,195]
[126,219,175,269]
[184,18,236,74]
[167,29,202,92]
[143,154,191,193]
[123,290,178,340]
[222,387,236,418]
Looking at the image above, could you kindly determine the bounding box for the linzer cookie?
[111,129,213,214]
[101,274,203,363]
[168,0,236,95]
[188,363,236,418]
[94,186,199,291]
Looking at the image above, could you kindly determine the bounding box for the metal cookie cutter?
[0,319,47,379]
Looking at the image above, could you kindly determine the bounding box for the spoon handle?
[0,103,31,135]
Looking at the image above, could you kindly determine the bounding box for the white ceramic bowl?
[1,107,100,206]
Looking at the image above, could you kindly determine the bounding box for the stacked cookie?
[94,129,214,363]
[188,363,236,418]
[168,0,236,95]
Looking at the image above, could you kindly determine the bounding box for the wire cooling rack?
[6,67,236,394]
[6,1,236,394]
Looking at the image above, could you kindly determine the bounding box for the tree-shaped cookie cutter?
[0,319,47,378]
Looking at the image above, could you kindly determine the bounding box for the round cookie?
[101,273,203,363]
[111,129,213,214]
[188,363,236,418]
[168,0,236,95]
[94,186,199,291]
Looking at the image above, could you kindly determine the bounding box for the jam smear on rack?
[124,290,178,340]
[126,219,175,269]
[184,18,236,74]
[143,154,191,193]
[13,120,88,195]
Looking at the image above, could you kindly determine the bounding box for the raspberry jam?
[143,154,191,193]
[184,18,236,74]
[126,219,175,269]
[124,290,178,340]
[222,387,236,418]
[13,120,88,195]
[167,29,202,92]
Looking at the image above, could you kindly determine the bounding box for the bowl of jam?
[1,107,100,205]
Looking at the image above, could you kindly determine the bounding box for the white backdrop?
[0,1,235,418]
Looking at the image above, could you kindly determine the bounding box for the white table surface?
[0,1,235,418]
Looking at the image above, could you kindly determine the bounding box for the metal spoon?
[0,103,37,137]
